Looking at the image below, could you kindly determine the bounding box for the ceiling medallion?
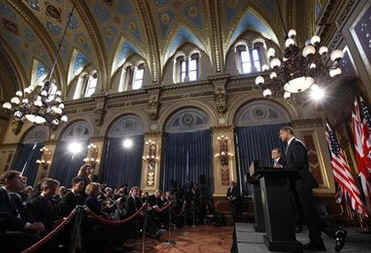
[255,1,344,100]
[2,5,76,128]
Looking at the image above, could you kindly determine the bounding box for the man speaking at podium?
[279,126,325,251]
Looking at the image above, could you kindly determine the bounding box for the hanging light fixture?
[255,1,343,99]
[2,5,76,127]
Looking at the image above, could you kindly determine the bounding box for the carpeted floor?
[130,225,233,253]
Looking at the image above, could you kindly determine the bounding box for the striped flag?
[352,97,371,208]
[325,122,368,216]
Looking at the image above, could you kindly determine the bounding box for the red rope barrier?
[153,202,172,213]
[87,205,145,225]
[21,208,77,253]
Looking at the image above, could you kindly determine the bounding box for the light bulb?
[14,111,23,118]
[263,89,272,97]
[11,97,20,105]
[284,92,291,100]
[34,116,46,124]
[56,90,62,96]
[310,35,321,44]
[2,102,11,109]
[262,64,269,71]
[255,76,265,85]
[285,38,295,48]
[319,46,328,55]
[24,87,32,94]
[302,45,316,57]
[52,119,59,125]
[309,84,325,101]
[270,72,277,79]
[61,115,68,122]
[25,114,36,122]
[267,48,275,58]
[16,91,22,97]
[330,50,344,61]
[270,58,281,68]
[288,29,296,38]
[22,98,29,104]
[309,63,316,69]
[59,103,64,109]
[123,139,134,149]
[41,90,48,96]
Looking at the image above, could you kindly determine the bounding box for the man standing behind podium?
[227,181,240,223]
[279,126,325,251]
[271,148,285,168]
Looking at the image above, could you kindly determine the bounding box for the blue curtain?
[49,141,88,187]
[12,143,43,186]
[235,124,286,194]
[102,135,144,188]
[160,130,213,192]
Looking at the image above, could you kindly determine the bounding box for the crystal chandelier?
[2,6,76,127]
[255,2,344,99]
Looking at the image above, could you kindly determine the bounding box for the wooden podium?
[250,163,302,253]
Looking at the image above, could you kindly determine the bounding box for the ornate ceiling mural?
[22,0,97,69]
[147,0,210,67]
[87,0,147,62]
[0,0,290,94]
[0,0,51,82]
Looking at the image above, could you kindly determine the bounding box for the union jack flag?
[352,97,371,209]
[325,122,368,216]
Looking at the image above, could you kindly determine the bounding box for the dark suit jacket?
[58,191,86,217]
[28,195,58,230]
[85,196,102,215]
[0,187,27,232]
[285,138,318,189]
[126,196,143,215]
[227,185,240,202]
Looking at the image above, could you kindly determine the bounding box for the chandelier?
[1,6,76,127]
[255,2,344,99]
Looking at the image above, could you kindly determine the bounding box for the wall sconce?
[83,143,100,168]
[143,139,159,186]
[36,147,52,167]
[215,135,234,166]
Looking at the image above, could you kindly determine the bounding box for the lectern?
[252,165,302,253]
[248,161,265,232]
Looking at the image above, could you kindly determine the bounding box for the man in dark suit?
[58,176,86,217]
[271,148,285,168]
[280,126,325,251]
[28,178,60,231]
[227,181,240,223]
[0,170,45,252]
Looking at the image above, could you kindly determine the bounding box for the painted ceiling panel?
[0,0,51,80]
[23,0,96,68]
[87,0,146,57]
[112,40,144,75]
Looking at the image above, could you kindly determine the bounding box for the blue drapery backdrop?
[12,143,43,186]
[102,135,144,188]
[160,130,213,192]
[50,141,88,187]
[235,124,286,194]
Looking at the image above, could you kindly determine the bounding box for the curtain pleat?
[12,143,43,186]
[160,130,213,192]
[101,135,144,188]
[235,124,286,194]
[50,141,88,187]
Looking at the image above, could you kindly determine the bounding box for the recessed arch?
[58,120,91,142]
[111,37,145,76]
[162,26,207,69]
[67,49,89,85]
[21,125,49,144]
[30,58,48,88]
[106,114,146,138]
[164,107,210,133]
[225,8,279,61]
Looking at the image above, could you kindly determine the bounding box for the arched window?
[236,44,263,74]
[73,71,98,99]
[133,63,144,90]
[175,53,199,83]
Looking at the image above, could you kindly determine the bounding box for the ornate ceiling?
[0,0,290,94]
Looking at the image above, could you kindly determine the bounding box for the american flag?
[352,97,371,209]
[325,122,368,216]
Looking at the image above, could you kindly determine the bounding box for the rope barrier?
[153,202,172,213]
[86,205,145,225]
[21,207,78,253]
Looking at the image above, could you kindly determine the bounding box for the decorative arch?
[30,58,48,87]
[106,114,145,138]
[226,94,298,126]
[164,107,210,133]
[158,100,218,130]
[21,126,49,144]
[67,49,89,85]
[111,37,145,76]
[59,120,91,141]
[162,26,207,69]
[234,100,290,127]
[224,8,280,61]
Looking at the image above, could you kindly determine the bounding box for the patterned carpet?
[130,225,233,253]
